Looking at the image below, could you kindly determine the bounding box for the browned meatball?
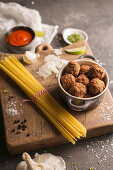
[68,82,87,98]
[65,61,80,76]
[76,74,89,86]
[84,92,92,98]
[80,65,90,75]
[89,78,105,95]
[88,64,105,80]
[61,74,75,90]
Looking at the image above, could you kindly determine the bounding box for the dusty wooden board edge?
[7,116,113,155]
[7,124,113,155]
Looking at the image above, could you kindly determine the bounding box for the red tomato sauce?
[7,30,33,46]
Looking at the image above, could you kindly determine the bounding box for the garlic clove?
[23,51,40,64]
[22,152,42,170]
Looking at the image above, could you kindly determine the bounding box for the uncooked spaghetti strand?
[0,63,77,143]
[0,63,34,99]
[41,92,86,134]
[0,57,87,142]
[0,62,43,105]
[2,58,83,136]
[9,56,43,89]
[35,97,81,138]
[1,59,43,93]
[4,57,86,137]
[6,57,85,136]
[1,59,86,138]
[5,57,45,94]
[32,92,82,138]
[38,102,78,141]
[37,93,86,136]
[38,104,76,144]
[47,93,86,130]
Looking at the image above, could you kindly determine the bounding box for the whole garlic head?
[16,152,66,170]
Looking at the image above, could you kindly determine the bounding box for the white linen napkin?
[0,2,58,53]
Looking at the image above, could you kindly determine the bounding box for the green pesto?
[68,33,83,43]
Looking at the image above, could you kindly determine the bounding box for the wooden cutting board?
[0,40,113,155]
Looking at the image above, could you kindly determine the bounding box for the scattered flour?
[85,135,113,169]
[110,80,113,84]
[96,59,106,66]
[99,101,113,121]
[99,62,106,66]
[31,1,35,5]
[5,100,20,116]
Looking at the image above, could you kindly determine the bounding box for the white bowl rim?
[62,28,88,45]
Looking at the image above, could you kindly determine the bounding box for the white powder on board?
[5,100,20,116]
[99,102,113,121]
[94,98,113,122]
[110,80,113,84]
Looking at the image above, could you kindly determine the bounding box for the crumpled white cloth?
[0,2,58,53]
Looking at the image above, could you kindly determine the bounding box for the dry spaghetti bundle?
[0,56,87,144]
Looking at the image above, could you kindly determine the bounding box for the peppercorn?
[16,130,22,134]
[11,129,15,132]
[13,119,20,124]
[26,133,30,137]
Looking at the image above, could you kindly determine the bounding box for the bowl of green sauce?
[62,28,88,44]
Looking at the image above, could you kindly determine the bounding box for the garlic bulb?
[22,153,42,170]
[23,51,40,64]
[16,152,66,170]
[16,161,27,170]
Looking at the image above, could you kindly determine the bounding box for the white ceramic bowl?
[62,28,88,44]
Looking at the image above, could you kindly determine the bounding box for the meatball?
[84,92,92,98]
[76,74,89,86]
[88,64,105,80]
[89,78,105,95]
[61,74,75,90]
[65,61,80,76]
[80,65,90,75]
[68,82,87,98]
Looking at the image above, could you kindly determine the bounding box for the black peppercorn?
[11,129,15,132]
[13,119,20,124]
[26,133,30,137]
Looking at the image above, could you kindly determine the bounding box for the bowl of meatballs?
[58,55,109,111]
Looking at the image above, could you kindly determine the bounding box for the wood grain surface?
[0,40,113,155]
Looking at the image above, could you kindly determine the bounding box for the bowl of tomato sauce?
[4,26,35,53]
